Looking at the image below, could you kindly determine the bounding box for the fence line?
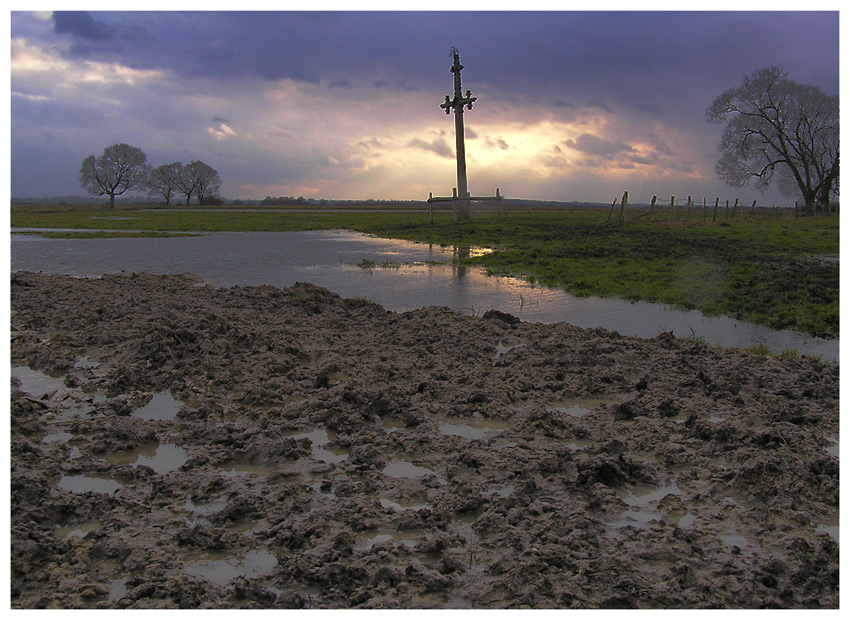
[607,191,816,224]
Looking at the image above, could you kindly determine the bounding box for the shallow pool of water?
[383,460,446,483]
[290,428,348,464]
[56,522,100,541]
[183,549,278,587]
[57,474,123,495]
[607,482,683,535]
[380,497,432,512]
[107,442,188,474]
[132,392,184,421]
[11,230,837,360]
[438,417,508,440]
[11,366,67,399]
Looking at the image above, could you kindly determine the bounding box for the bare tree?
[175,162,199,205]
[706,66,839,213]
[147,162,183,205]
[192,161,222,205]
[79,143,151,208]
[177,160,222,205]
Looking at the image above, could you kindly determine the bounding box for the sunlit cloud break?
[9,10,838,205]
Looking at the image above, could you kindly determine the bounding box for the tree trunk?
[109,193,116,208]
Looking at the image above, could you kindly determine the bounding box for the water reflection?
[10,230,836,360]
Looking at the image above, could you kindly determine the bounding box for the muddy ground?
[9,271,839,609]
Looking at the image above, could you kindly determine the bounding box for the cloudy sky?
[7,6,840,204]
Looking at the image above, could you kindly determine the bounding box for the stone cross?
[440,47,477,220]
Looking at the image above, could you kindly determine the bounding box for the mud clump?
[10,272,839,609]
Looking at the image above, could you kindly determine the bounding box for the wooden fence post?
[496,187,502,223]
[703,197,707,222]
[649,195,657,215]
[725,199,729,220]
[618,190,628,224]
[429,192,434,224]
[670,195,675,224]
[713,197,719,223]
[607,198,617,222]
[733,198,739,220]
[686,196,692,222]
[749,199,757,218]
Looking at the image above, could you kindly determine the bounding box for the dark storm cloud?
[565,134,636,159]
[53,11,113,41]
[328,78,351,89]
[406,137,453,159]
[31,11,840,104]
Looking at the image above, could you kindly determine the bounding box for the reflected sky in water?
[10,229,836,360]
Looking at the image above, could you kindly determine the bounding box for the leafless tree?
[147,162,183,205]
[191,161,222,205]
[79,143,151,208]
[176,160,221,205]
[706,66,839,213]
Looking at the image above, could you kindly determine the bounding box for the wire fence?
[605,191,835,224]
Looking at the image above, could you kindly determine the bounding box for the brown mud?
[9,271,839,609]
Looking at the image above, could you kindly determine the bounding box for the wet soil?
[9,271,839,609]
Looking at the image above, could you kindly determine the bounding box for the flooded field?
[10,229,837,360]
[9,272,839,608]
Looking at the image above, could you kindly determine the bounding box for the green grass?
[10,203,839,338]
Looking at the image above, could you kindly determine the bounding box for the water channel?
[10,229,837,360]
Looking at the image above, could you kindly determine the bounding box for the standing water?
[10,229,837,360]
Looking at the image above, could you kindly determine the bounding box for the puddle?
[311,480,336,498]
[493,339,525,362]
[57,474,123,495]
[291,428,348,464]
[825,436,838,458]
[607,483,682,535]
[439,423,489,441]
[219,461,278,478]
[549,397,610,418]
[183,497,229,526]
[107,578,128,603]
[354,529,429,551]
[56,522,100,541]
[11,365,67,399]
[42,430,74,444]
[183,549,278,587]
[678,513,697,529]
[564,439,593,452]
[380,497,432,512]
[720,534,750,549]
[482,485,515,497]
[50,402,96,423]
[380,417,405,433]
[622,483,682,508]
[446,596,474,609]
[383,461,446,484]
[184,497,229,516]
[816,524,839,543]
[107,442,188,474]
[74,356,100,369]
[132,392,184,421]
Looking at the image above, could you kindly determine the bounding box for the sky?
[6,4,841,205]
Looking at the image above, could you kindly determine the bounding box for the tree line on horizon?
[79,143,222,208]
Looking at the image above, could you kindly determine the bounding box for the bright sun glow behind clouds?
[8,9,838,204]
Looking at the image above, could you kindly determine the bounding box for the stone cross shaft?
[440,47,477,220]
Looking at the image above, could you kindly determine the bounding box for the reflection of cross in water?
[440,47,477,221]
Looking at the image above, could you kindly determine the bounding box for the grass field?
[10,203,839,338]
